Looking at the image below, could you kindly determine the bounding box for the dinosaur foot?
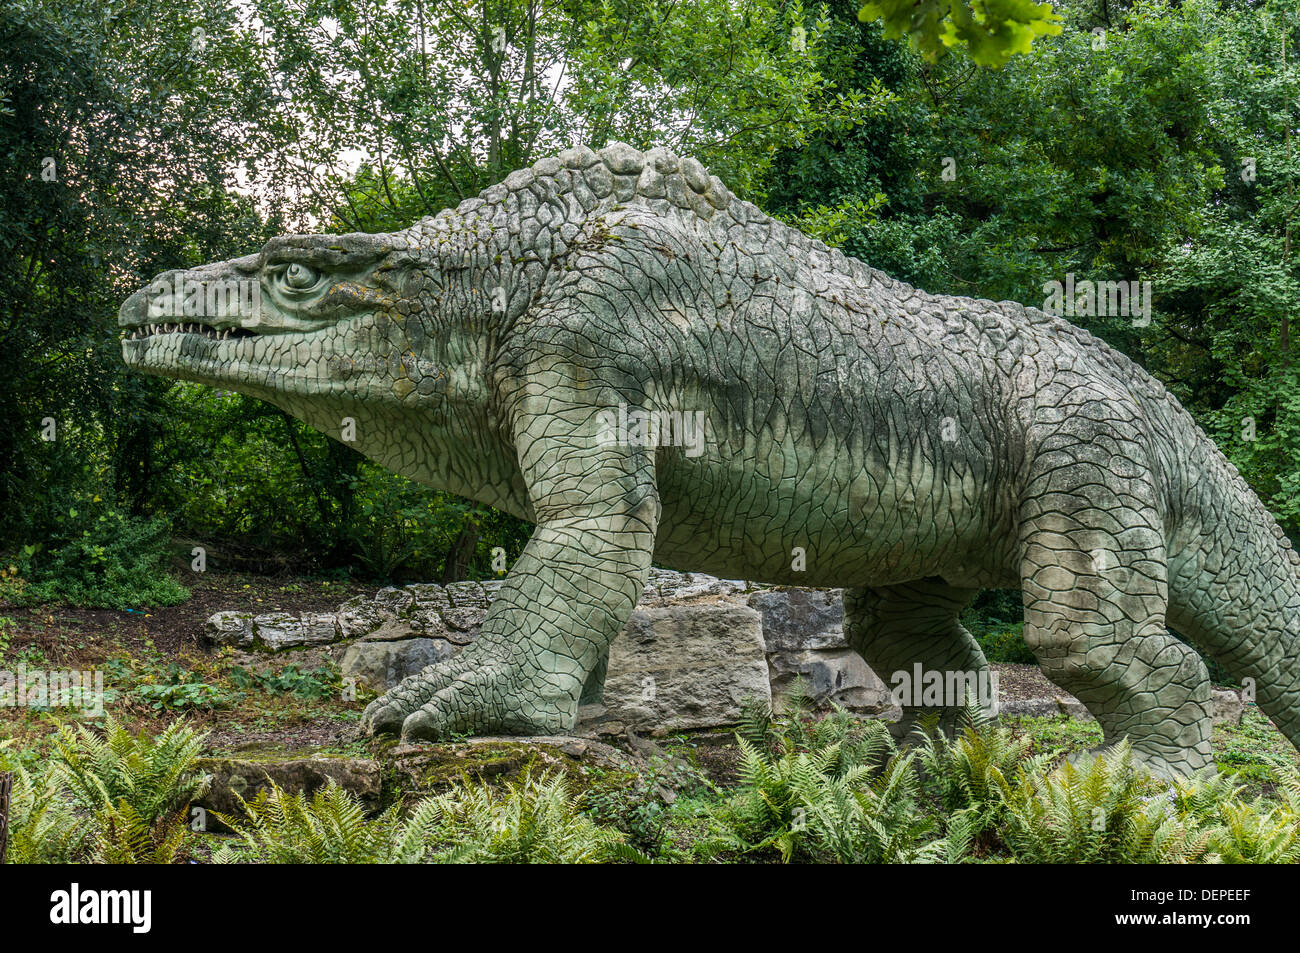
[363,654,578,742]
[1066,743,1216,783]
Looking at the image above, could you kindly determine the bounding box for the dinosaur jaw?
[119,323,336,398]
[123,322,256,343]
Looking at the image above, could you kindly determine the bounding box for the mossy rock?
[378,735,641,803]
[195,749,384,831]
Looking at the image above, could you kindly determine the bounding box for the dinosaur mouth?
[124,323,257,342]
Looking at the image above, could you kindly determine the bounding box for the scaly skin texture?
[120,142,1300,778]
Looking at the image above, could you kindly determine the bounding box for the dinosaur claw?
[364,700,408,737]
[400,707,445,742]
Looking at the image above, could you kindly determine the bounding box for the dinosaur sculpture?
[120,142,1300,779]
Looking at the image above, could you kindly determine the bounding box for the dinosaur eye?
[284,263,318,289]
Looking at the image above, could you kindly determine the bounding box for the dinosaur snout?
[119,286,149,325]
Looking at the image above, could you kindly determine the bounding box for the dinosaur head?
[118,230,459,417]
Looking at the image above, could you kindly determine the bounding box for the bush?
[14,498,188,609]
[214,771,631,864]
[995,742,1213,863]
[722,694,948,863]
[915,706,1049,851]
[960,591,1036,664]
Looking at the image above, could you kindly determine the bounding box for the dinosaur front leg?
[843,579,990,742]
[365,391,658,740]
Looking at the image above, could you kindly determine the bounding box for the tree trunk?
[440,520,481,583]
[0,770,12,865]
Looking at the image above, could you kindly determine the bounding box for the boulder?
[747,588,891,711]
[205,611,254,648]
[194,752,383,831]
[747,588,846,652]
[767,647,892,713]
[337,634,453,693]
[590,603,771,731]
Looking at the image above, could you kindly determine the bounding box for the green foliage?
[92,800,189,864]
[1214,708,1300,786]
[212,781,444,864]
[0,615,14,665]
[136,663,236,711]
[227,664,341,701]
[15,499,188,610]
[778,193,889,247]
[1007,713,1105,755]
[959,589,1034,662]
[724,696,943,862]
[583,767,678,857]
[915,705,1048,846]
[51,714,209,825]
[427,772,632,864]
[214,771,632,864]
[0,747,87,863]
[859,0,1062,68]
[996,742,1213,863]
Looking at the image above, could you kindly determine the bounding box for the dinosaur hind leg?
[1018,448,1214,780]
[843,579,992,743]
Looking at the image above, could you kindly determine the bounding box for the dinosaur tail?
[1165,434,1300,748]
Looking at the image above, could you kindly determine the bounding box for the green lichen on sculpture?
[120,142,1300,780]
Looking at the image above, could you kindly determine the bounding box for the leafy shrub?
[92,800,189,864]
[214,771,628,864]
[16,499,188,609]
[1197,765,1300,864]
[136,663,235,710]
[995,742,1212,863]
[960,590,1035,664]
[584,771,672,858]
[227,663,340,700]
[724,693,947,863]
[975,622,1036,665]
[724,733,946,863]
[915,705,1049,850]
[0,613,14,664]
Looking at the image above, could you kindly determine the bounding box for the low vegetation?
[3,698,1297,865]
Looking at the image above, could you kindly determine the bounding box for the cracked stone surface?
[128,142,1300,779]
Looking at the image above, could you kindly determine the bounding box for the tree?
[858,0,1062,68]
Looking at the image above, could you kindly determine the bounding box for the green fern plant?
[0,750,87,863]
[212,780,443,864]
[52,714,209,823]
[1199,763,1300,863]
[427,771,631,864]
[93,799,188,864]
[723,729,945,863]
[996,742,1212,863]
[915,704,1048,851]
